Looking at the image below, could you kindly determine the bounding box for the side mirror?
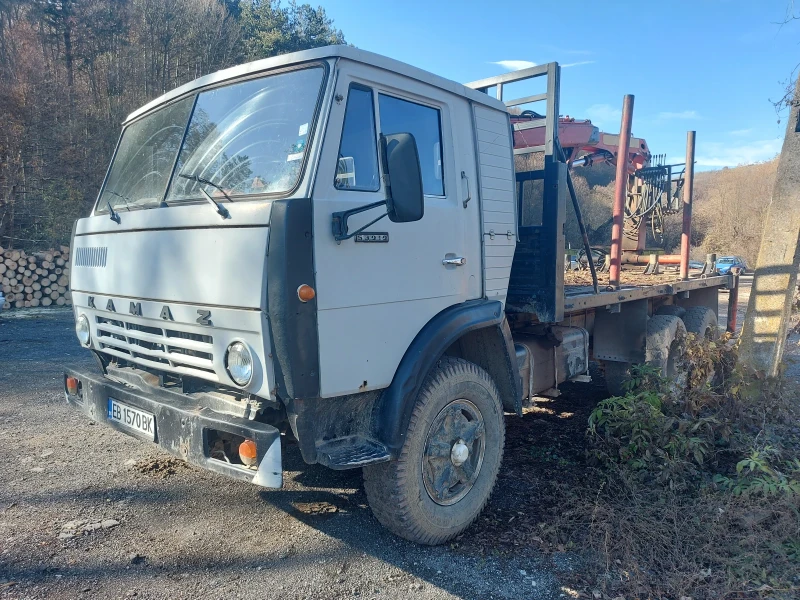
[382,133,424,223]
[330,132,424,242]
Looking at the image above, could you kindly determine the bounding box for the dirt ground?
[2,275,793,600]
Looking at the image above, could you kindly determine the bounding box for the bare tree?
[0,0,347,250]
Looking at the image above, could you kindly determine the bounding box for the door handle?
[442,257,466,266]
[461,171,471,209]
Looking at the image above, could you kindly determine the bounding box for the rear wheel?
[682,306,719,340]
[655,304,686,318]
[646,314,688,388]
[363,357,504,545]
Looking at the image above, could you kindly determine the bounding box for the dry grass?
[581,467,800,599]
[463,336,800,599]
[576,341,800,599]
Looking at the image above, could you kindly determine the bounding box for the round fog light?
[76,314,91,346]
[226,341,253,386]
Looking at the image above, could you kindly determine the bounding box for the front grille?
[166,329,213,344]
[96,316,216,379]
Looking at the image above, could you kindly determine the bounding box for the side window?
[378,94,444,196]
[335,85,379,191]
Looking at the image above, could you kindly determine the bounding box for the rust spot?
[359,380,368,391]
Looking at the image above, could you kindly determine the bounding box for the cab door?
[312,65,481,397]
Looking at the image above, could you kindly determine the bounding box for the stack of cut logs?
[0,246,71,310]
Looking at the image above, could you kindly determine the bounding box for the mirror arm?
[332,200,388,243]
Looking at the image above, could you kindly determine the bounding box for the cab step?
[315,436,391,470]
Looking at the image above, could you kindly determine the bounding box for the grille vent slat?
[95,315,216,379]
[75,247,108,268]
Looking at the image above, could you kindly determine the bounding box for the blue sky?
[322,0,800,169]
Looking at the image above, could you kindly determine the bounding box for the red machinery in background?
[511,110,651,172]
[510,110,687,256]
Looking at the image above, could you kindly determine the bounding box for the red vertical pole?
[609,95,634,289]
[680,131,696,280]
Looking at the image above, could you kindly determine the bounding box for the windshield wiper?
[105,189,132,211]
[106,200,121,224]
[102,189,131,223]
[178,173,231,219]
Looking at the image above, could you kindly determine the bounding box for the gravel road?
[0,309,572,600]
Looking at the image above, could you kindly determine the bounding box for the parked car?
[716,256,748,275]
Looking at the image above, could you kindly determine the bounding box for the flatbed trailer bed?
[562,273,731,312]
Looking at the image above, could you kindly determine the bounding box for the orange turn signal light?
[66,376,79,396]
[297,284,316,303]
[239,439,258,467]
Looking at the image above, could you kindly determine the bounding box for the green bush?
[588,364,718,488]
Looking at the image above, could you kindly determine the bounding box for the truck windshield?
[96,66,324,213]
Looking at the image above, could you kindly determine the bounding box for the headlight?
[225,341,253,386]
[75,314,91,346]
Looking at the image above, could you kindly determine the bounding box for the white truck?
[64,46,733,544]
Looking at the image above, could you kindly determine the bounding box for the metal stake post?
[679,131,696,280]
[609,95,634,289]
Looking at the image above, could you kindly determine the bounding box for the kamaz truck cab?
[65,45,730,544]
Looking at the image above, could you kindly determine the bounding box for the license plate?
[107,399,155,441]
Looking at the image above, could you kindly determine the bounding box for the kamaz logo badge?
[85,296,212,326]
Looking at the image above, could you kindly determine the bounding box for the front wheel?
[363,357,505,545]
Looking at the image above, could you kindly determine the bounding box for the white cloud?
[491,60,537,71]
[729,128,753,136]
[491,59,594,72]
[657,110,701,120]
[584,103,622,129]
[695,139,782,167]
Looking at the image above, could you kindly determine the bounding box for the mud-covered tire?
[655,304,686,319]
[646,314,688,381]
[362,357,505,545]
[682,306,718,340]
[604,361,631,397]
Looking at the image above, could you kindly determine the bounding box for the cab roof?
[125,45,508,124]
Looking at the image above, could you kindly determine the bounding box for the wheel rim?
[422,399,485,506]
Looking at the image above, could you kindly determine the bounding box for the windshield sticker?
[298,122,309,136]
[287,152,304,162]
[291,138,306,153]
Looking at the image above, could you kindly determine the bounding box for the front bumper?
[63,366,282,488]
